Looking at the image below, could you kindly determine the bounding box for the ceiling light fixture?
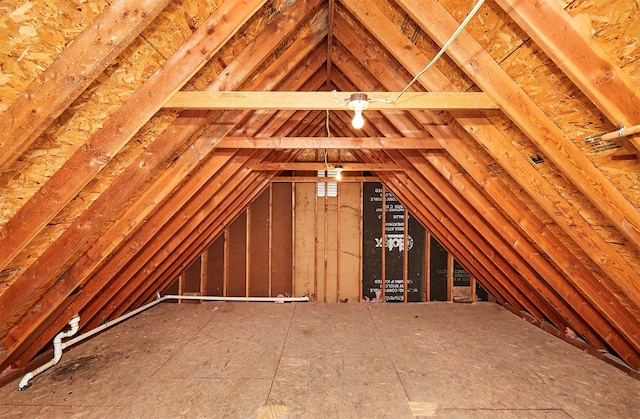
[347,93,369,129]
[334,165,343,181]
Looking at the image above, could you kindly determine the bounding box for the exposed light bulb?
[335,167,343,181]
[352,111,364,129]
[347,93,369,130]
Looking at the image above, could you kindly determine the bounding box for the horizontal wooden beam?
[215,136,444,149]
[164,91,497,110]
[253,162,399,171]
[271,176,379,182]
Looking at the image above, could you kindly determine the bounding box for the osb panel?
[240,4,327,92]
[0,0,198,290]
[35,148,182,299]
[447,117,597,266]
[0,0,220,225]
[373,0,639,272]
[336,4,415,89]
[0,0,105,114]
[295,149,321,162]
[437,0,529,64]
[503,39,609,135]
[56,108,180,221]
[139,0,224,60]
[371,0,636,234]
[2,303,639,415]
[374,0,477,92]
[497,43,640,230]
[0,35,167,226]
[478,109,618,232]
[446,121,640,318]
[293,182,316,299]
[140,2,195,60]
[566,0,640,80]
[179,0,223,30]
[503,39,640,203]
[189,0,287,90]
[490,2,640,214]
[0,0,231,292]
[598,160,640,206]
[446,116,553,228]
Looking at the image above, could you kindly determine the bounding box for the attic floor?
[0,302,639,418]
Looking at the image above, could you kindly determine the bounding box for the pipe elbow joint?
[68,315,80,333]
[18,372,34,391]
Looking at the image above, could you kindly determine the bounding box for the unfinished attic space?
[1,0,640,415]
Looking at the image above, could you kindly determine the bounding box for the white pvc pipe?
[18,315,80,391]
[17,294,307,390]
[65,294,308,348]
[64,296,166,348]
[163,294,309,303]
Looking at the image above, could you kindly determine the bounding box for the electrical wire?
[333,90,348,107]
[332,0,485,107]
[390,0,485,103]
[325,111,331,172]
[324,149,329,171]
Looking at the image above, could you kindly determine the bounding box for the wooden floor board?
[0,302,639,418]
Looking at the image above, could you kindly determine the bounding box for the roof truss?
[1,0,639,381]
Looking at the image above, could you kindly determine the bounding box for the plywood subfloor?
[1,302,639,418]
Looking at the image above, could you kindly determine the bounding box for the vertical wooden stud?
[403,207,408,303]
[336,181,342,302]
[292,182,297,297]
[269,185,273,296]
[471,274,477,302]
[178,273,184,303]
[246,204,251,298]
[223,228,229,297]
[447,253,453,302]
[424,230,430,302]
[324,181,329,302]
[359,182,364,303]
[381,185,387,301]
[201,249,208,296]
[314,178,319,301]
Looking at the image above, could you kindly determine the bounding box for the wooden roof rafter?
[1,0,640,382]
[119,149,305,318]
[99,148,278,325]
[494,0,640,150]
[0,0,327,370]
[407,148,611,349]
[0,0,174,174]
[0,0,268,275]
[340,72,604,349]
[396,0,640,258]
[338,0,640,368]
